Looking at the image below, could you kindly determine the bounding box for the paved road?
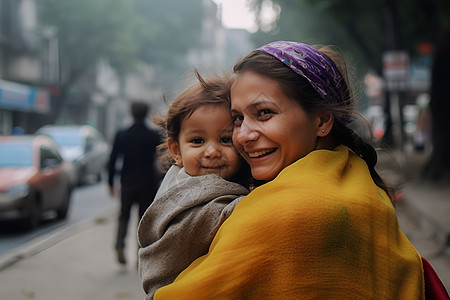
[0,180,117,266]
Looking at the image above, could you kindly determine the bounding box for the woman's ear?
[317,111,334,137]
[167,138,182,165]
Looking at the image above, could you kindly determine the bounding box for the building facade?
[0,0,56,134]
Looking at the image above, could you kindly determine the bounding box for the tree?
[38,0,204,122]
[425,28,450,181]
[131,0,203,95]
[38,0,139,121]
[248,0,450,181]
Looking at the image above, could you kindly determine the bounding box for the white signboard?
[383,51,409,92]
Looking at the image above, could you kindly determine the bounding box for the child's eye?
[190,138,204,144]
[220,136,233,144]
[232,115,243,127]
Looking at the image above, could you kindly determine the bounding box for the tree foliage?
[39,0,138,78]
[38,0,204,119]
[133,0,203,69]
[130,0,203,88]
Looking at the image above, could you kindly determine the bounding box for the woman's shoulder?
[248,145,380,203]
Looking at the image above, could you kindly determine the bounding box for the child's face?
[168,104,241,179]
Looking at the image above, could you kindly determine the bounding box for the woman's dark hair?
[233,48,392,199]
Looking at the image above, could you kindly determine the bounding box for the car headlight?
[0,185,31,203]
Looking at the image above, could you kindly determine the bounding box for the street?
[0,179,145,300]
[0,179,117,268]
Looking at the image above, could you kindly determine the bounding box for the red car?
[0,135,72,229]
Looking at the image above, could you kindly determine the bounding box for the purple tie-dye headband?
[258,41,346,104]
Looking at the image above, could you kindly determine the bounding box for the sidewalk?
[0,211,145,300]
[378,148,450,290]
[377,149,450,248]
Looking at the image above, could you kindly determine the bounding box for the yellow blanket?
[155,146,424,299]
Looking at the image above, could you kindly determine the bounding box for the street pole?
[389,92,405,163]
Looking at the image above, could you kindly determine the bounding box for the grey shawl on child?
[137,165,249,299]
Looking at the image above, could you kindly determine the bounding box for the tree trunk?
[423,29,450,181]
[48,69,85,124]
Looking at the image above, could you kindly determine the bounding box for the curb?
[0,209,117,271]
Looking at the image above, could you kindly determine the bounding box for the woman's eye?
[257,109,274,120]
[220,136,233,144]
[190,138,204,144]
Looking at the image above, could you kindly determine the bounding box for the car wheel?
[23,195,42,230]
[77,166,86,186]
[96,172,102,183]
[56,189,71,220]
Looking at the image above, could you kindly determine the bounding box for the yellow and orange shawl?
[155,146,424,299]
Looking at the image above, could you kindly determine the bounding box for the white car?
[36,125,109,186]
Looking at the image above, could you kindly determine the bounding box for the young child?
[137,70,250,300]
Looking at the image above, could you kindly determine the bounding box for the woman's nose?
[234,121,259,145]
[204,142,221,158]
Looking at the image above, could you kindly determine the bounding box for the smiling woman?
[149,41,443,299]
[231,71,322,181]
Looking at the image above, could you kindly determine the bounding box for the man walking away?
[108,101,162,265]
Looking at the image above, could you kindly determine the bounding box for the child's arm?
[137,174,249,299]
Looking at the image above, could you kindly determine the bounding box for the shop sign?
[0,79,50,113]
[383,51,409,92]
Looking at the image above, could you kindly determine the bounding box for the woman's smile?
[247,148,277,158]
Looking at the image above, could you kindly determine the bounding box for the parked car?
[36,125,109,186]
[0,135,72,229]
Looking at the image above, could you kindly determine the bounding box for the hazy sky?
[213,0,257,31]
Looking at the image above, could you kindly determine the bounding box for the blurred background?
[0,0,449,179]
[0,0,450,298]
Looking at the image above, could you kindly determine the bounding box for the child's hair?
[154,69,252,187]
[233,46,392,199]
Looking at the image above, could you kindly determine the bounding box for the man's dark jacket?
[108,123,161,187]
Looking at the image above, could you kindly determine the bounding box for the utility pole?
[382,0,407,153]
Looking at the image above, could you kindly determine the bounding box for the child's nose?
[204,142,221,158]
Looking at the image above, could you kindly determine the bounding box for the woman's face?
[169,104,241,180]
[230,71,322,181]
